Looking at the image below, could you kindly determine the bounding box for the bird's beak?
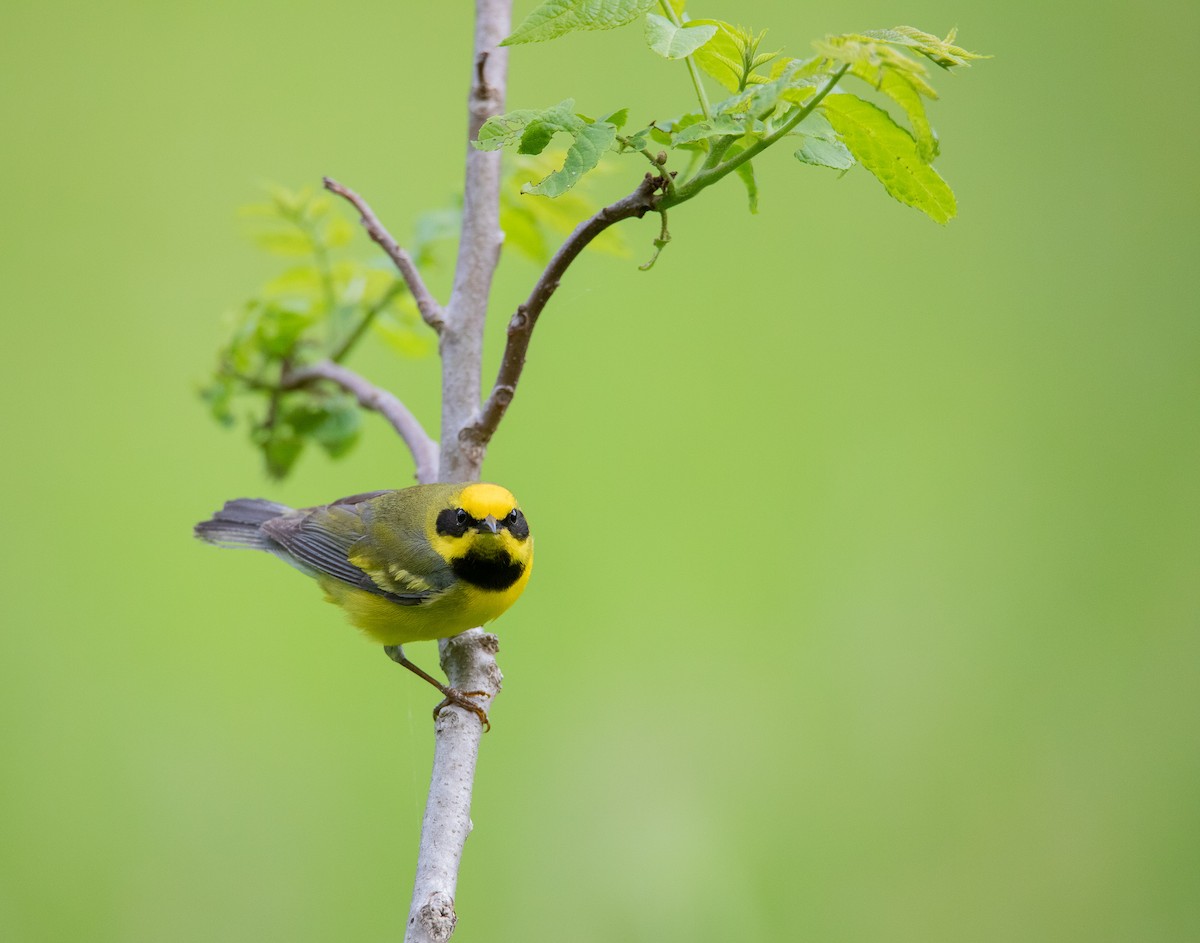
[479,514,500,534]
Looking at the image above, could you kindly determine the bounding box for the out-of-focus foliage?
[203,165,625,478]
[201,186,437,478]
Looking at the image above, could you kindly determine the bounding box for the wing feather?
[262,500,433,606]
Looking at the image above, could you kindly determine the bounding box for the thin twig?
[464,173,664,450]
[281,360,439,484]
[322,176,445,333]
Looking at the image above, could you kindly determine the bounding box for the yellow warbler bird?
[194,482,533,726]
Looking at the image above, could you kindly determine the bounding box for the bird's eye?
[506,509,520,524]
[456,509,469,525]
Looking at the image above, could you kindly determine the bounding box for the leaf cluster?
[483,1,987,228]
[201,185,437,478]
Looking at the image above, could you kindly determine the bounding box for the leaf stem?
[617,135,674,196]
[658,1,711,120]
[664,63,849,208]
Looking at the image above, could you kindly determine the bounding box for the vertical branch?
[405,3,511,943]
[439,3,511,483]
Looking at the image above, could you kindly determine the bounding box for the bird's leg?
[382,645,491,731]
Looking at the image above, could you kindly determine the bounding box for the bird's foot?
[383,645,491,731]
[433,689,491,732]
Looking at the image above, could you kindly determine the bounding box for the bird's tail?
[194,498,292,550]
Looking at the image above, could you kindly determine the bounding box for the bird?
[194,482,533,728]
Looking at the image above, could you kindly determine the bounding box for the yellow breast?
[317,556,532,646]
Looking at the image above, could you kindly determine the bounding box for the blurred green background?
[3,1,1198,940]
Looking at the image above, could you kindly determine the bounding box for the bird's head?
[430,483,532,590]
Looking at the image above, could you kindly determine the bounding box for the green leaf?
[262,265,323,300]
[794,135,855,171]
[670,115,744,145]
[476,107,553,151]
[821,93,955,223]
[791,112,856,171]
[312,402,362,458]
[649,112,706,149]
[502,0,655,46]
[373,309,435,358]
[618,126,651,151]
[712,60,812,123]
[253,229,314,257]
[282,397,362,460]
[411,207,461,265]
[199,377,235,428]
[526,121,616,196]
[602,107,630,128]
[858,26,988,70]
[878,69,936,162]
[725,146,758,213]
[689,20,777,92]
[255,303,314,356]
[323,216,355,248]
[500,200,549,262]
[644,13,717,60]
[475,101,618,197]
[259,431,304,480]
[690,19,746,91]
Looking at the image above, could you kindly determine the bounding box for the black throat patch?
[451,549,525,592]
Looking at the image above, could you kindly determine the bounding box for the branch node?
[475,51,490,93]
[412,892,457,943]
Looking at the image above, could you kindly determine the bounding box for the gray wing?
[261,501,431,606]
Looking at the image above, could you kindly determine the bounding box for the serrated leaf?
[526,121,616,196]
[859,26,987,70]
[794,135,855,171]
[878,69,935,162]
[476,101,618,197]
[821,93,955,223]
[644,14,717,60]
[690,19,744,91]
[671,115,744,145]
[476,107,557,151]
[503,0,655,45]
[713,59,808,122]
